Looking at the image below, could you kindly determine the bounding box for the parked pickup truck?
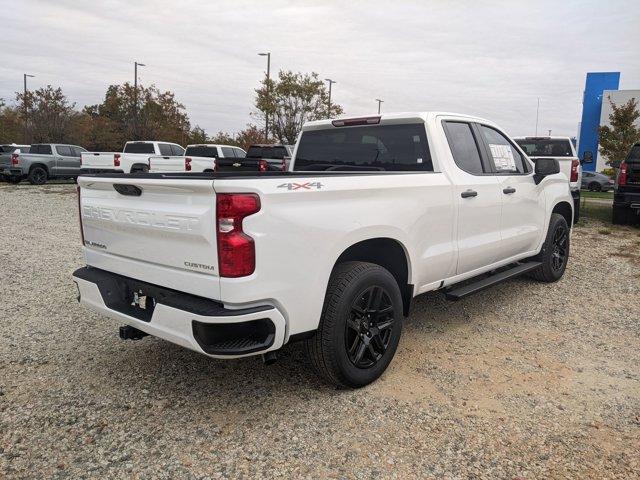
[1,143,87,184]
[613,141,640,224]
[513,136,591,223]
[81,141,185,174]
[0,144,29,182]
[215,144,293,172]
[149,144,247,173]
[73,112,573,388]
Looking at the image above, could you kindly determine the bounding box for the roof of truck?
[303,112,495,130]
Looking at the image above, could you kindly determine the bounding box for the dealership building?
[577,72,640,172]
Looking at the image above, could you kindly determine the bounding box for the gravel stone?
[1,183,639,479]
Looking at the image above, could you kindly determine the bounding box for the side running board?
[444,261,542,301]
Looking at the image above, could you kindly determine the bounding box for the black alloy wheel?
[345,285,396,368]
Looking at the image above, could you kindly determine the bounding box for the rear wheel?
[305,261,403,388]
[27,166,47,185]
[588,182,601,192]
[529,213,570,283]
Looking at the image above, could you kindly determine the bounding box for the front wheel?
[529,213,570,282]
[305,261,403,388]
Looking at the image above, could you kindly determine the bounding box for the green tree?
[16,85,79,143]
[188,126,209,144]
[255,71,343,144]
[598,96,640,166]
[0,102,23,144]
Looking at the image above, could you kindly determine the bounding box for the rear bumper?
[72,266,286,358]
[1,166,23,177]
[614,191,640,209]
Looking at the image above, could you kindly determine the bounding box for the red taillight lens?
[185,157,192,171]
[11,153,19,166]
[77,186,85,246]
[114,153,121,167]
[216,193,260,277]
[259,159,268,172]
[618,162,628,186]
[570,159,579,182]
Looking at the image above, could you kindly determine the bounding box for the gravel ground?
[1,183,639,479]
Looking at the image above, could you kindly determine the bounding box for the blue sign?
[578,72,620,172]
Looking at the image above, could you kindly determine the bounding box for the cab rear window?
[185,146,219,158]
[294,124,433,172]
[124,142,155,154]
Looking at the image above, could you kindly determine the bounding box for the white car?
[148,144,247,173]
[513,136,592,222]
[80,141,185,174]
[73,112,573,388]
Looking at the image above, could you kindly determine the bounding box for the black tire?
[612,206,629,225]
[27,166,48,185]
[529,213,570,283]
[305,261,403,388]
[588,182,601,192]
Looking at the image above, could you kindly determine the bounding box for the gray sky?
[1,0,639,138]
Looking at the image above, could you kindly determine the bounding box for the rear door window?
[234,148,246,158]
[479,126,528,174]
[56,145,73,156]
[221,147,236,158]
[294,123,433,171]
[70,146,86,157]
[158,144,173,156]
[443,122,485,175]
[170,144,185,156]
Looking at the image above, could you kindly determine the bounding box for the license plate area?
[98,276,158,322]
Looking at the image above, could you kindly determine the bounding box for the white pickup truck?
[81,141,185,174]
[513,136,592,223]
[73,112,573,388]
[149,144,247,173]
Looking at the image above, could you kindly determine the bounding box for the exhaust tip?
[262,351,278,365]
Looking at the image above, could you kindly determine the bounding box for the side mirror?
[533,158,560,184]
[582,151,593,164]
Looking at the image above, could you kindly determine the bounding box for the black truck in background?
[613,142,640,225]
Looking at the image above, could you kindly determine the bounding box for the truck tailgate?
[82,152,117,168]
[78,176,220,298]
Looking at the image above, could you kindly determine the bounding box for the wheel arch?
[28,162,49,174]
[130,163,149,173]
[333,237,413,316]
[552,201,573,227]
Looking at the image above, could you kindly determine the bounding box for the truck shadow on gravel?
[84,275,545,408]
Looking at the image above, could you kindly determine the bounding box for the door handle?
[503,187,516,194]
[461,189,478,198]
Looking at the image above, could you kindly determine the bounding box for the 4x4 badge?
[277,182,323,191]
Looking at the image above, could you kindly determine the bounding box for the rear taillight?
[77,186,85,246]
[11,153,19,166]
[114,153,121,167]
[259,159,268,172]
[570,159,579,182]
[618,162,628,186]
[216,193,260,277]
[185,157,192,171]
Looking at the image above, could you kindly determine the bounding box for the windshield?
[246,146,288,159]
[514,138,574,157]
[185,146,219,158]
[124,142,155,154]
[294,123,433,172]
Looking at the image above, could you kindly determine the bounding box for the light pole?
[535,97,540,136]
[375,98,384,114]
[258,52,271,142]
[134,61,145,140]
[23,73,34,143]
[325,78,336,118]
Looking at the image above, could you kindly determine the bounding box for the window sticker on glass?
[489,144,516,171]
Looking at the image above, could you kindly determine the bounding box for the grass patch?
[581,190,614,199]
